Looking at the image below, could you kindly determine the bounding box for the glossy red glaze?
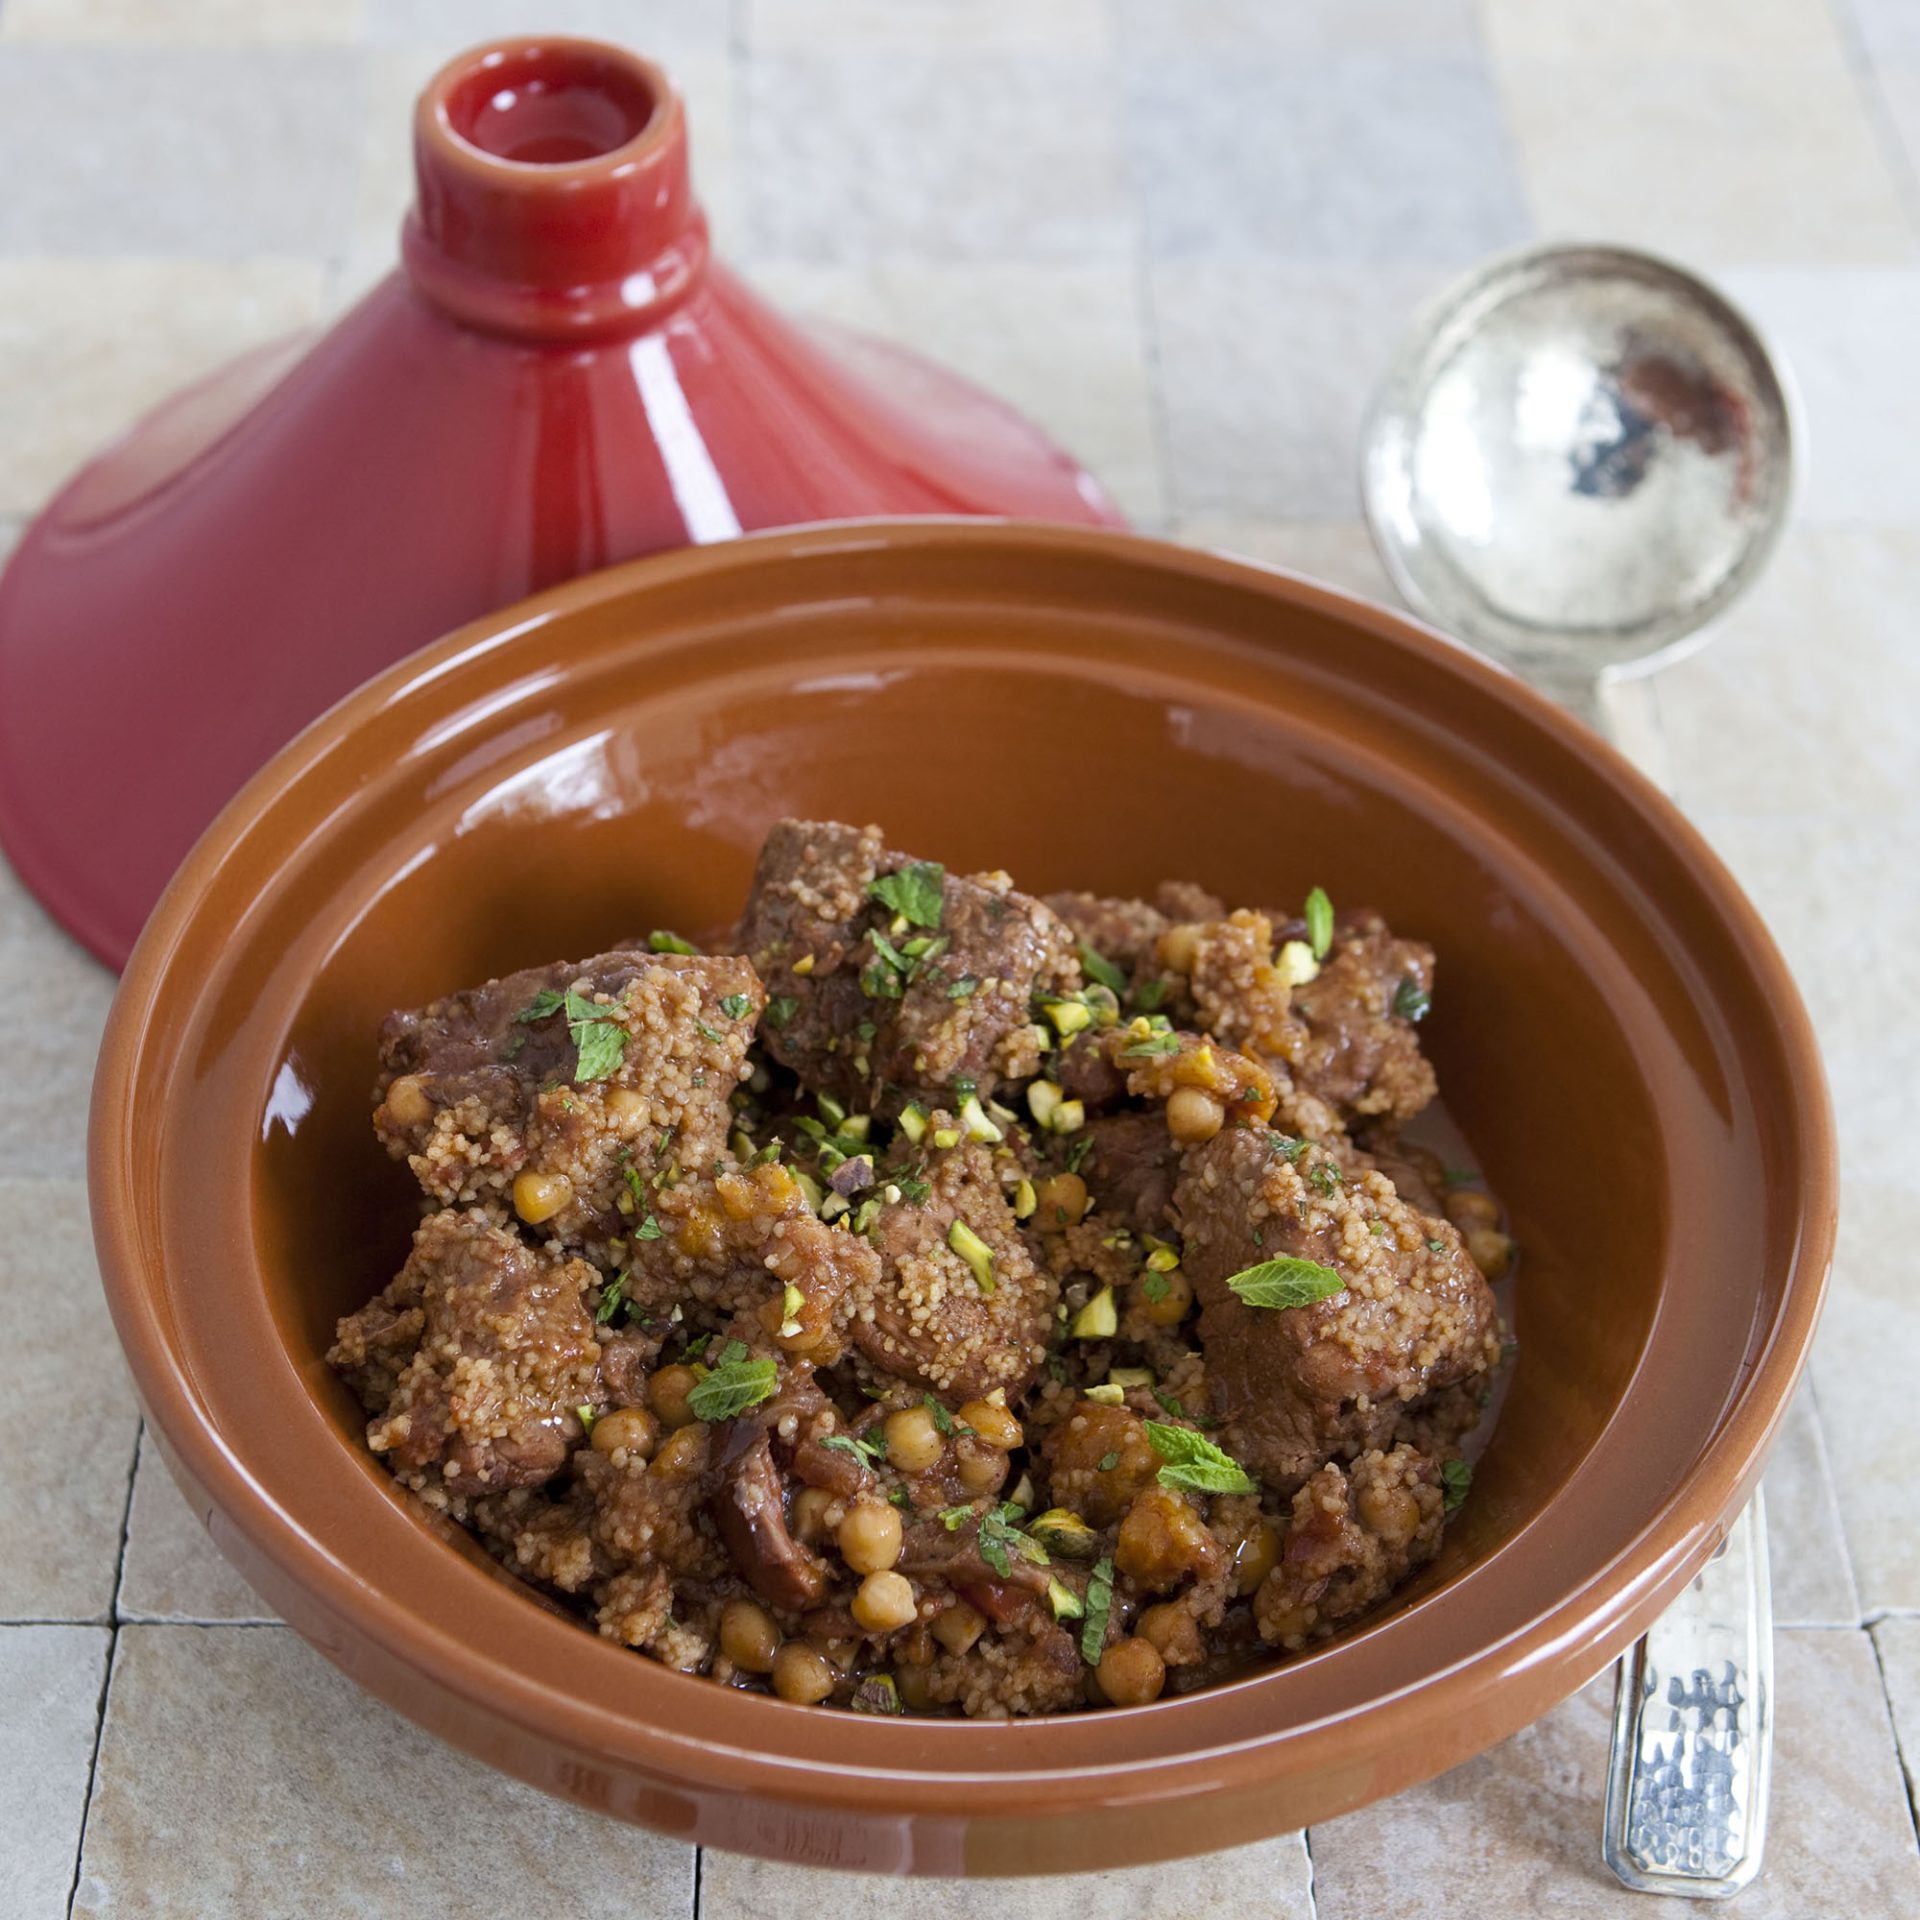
[0,36,1122,970]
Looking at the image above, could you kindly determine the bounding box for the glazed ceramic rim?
[91,518,1835,1839]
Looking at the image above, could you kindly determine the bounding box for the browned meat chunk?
[1278,908,1437,1125]
[738,819,1077,1109]
[373,949,761,1247]
[1254,1445,1446,1647]
[338,1210,603,1497]
[1175,1127,1498,1495]
[1078,1109,1179,1235]
[848,1131,1057,1399]
[710,1425,831,1611]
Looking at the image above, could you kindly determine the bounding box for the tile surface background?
[0,0,1915,1912]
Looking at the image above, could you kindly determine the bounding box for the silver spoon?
[1361,242,1797,1899]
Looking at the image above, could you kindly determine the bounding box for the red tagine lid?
[0,37,1123,969]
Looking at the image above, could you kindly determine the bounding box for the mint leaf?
[976,1502,1047,1580]
[1080,1555,1115,1664]
[686,1341,778,1421]
[1121,1033,1181,1059]
[765,995,799,1030]
[1442,1457,1472,1514]
[1144,1420,1257,1496]
[514,988,566,1024]
[719,992,752,1021]
[1225,1257,1345,1311]
[648,930,698,955]
[1392,976,1430,1022]
[1077,943,1127,995]
[868,860,945,929]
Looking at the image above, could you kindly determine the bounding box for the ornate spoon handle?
[1603,1488,1773,1898]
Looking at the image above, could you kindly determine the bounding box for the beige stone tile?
[0,1180,141,1622]
[1,0,363,41]
[1497,54,1913,267]
[118,1431,278,1627]
[0,1626,110,1919]
[1763,1380,1862,1628]
[1655,528,1920,820]
[73,1626,697,1918]
[1119,0,1480,51]
[1873,1615,1920,1818]
[1480,0,1846,63]
[0,47,363,260]
[0,259,325,515]
[746,0,1110,50]
[1309,1629,1919,1915]
[699,1831,1313,1918]
[359,0,725,61]
[750,261,1162,524]
[1721,266,1920,527]
[1809,1187,1920,1616]
[0,854,115,1180]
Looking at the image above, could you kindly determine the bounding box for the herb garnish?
[1427,1237,1447,1254]
[1133,978,1170,1011]
[764,995,799,1030]
[685,1340,778,1421]
[648,929,698,955]
[595,1273,630,1325]
[1269,1133,1310,1164]
[924,1394,953,1436]
[1442,1457,1472,1514]
[515,986,628,1083]
[1152,1387,1212,1427]
[1307,1161,1342,1196]
[947,975,979,1000]
[940,1504,973,1531]
[976,1502,1048,1579]
[1121,1032,1181,1060]
[694,1020,725,1044]
[867,861,945,929]
[1140,1270,1171,1304]
[1065,1135,1095,1175]
[1144,1421,1258,1496]
[1226,1257,1344,1311]
[818,1432,884,1466]
[1077,943,1127,995]
[1392,977,1431,1022]
[1304,886,1334,960]
[1080,1556,1115,1664]
[1096,1450,1121,1473]
[719,993,752,1021]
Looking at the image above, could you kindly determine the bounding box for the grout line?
[693,1843,706,1920]
[1866,1622,1920,1849]
[1300,1825,1319,1919]
[63,1413,141,1920]
[1825,0,1920,243]
[1799,1369,1868,1626]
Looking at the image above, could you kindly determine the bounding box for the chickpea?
[1165,1086,1225,1145]
[771,1641,836,1705]
[956,1398,1023,1451]
[1139,1265,1193,1328]
[1233,1520,1280,1596]
[1096,1636,1166,1706]
[1136,1601,1202,1665]
[954,1438,1009,1496]
[650,1422,708,1479]
[1357,1478,1422,1551]
[512,1168,574,1225]
[851,1570,918,1634]
[931,1600,986,1655]
[1033,1172,1089,1230]
[383,1074,431,1127]
[836,1501,904,1575]
[1465,1227,1515,1283]
[884,1403,945,1473]
[1445,1188,1501,1233]
[720,1598,780,1674]
[604,1086,647,1121]
[792,1486,838,1545]
[648,1363,701,1429]
[590,1405,658,1461]
[1156,924,1202,974]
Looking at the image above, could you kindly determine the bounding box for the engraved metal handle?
[1603,1488,1772,1898]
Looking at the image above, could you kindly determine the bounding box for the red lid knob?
[402,37,707,340]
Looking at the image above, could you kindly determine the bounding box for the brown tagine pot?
[90,520,1835,1875]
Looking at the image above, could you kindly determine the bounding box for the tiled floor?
[0,0,1915,1913]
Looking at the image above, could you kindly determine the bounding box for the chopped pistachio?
[1107,1366,1155,1390]
[1044,998,1091,1037]
[794,1170,825,1213]
[729,1129,755,1161]
[1050,1098,1086,1134]
[1144,1245,1181,1273]
[897,1103,929,1145]
[1071,1286,1119,1340]
[1027,1078,1063,1128]
[932,1126,961,1150]
[1085,1382,1125,1405]
[821,1192,850,1221]
[1046,1576,1085,1622]
[1029,1508,1099,1557]
[840,1112,872,1143]
[1276,938,1320,987]
[1007,1471,1036,1510]
[1013,1177,1038,1219]
[958,1093,1004,1144]
[816,1093,848,1128]
[778,1283,805,1338]
[791,953,815,976]
[948,1218,997,1294]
